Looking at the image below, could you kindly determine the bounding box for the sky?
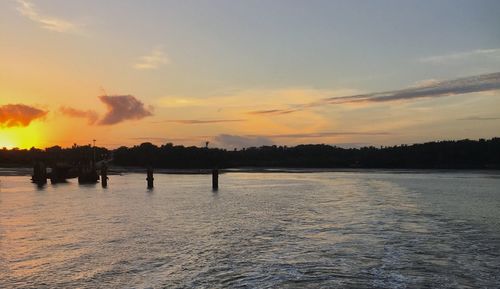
[1,0,500,149]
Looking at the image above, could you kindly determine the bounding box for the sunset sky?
[1,0,500,149]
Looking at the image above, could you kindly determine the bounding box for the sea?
[1,170,499,288]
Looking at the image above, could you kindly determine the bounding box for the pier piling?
[31,162,47,185]
[212,168,219,190]
[100,164,108,187]
[147,167,154,189]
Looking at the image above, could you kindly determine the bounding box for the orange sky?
[1,1,500,149]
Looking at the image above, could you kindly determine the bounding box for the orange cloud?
[0,104,47,127]
[59,106,99,124]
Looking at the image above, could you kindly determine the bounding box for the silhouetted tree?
[1,138,499,169]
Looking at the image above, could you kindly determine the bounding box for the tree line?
[1,138,499,169]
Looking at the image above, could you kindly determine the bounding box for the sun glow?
[0,136,15,149]
[0,125,43,149]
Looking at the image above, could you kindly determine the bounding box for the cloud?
[458,116,500,121]
[157,97,201,108]
[247,109,300,116]
[58,95,153,126]
[134,47,169,70]
[321,72,500,105]
[59,106,99,124]
[16,0,78,33]
[0,104,47,127]
[214,134,274,148]
[159,119,245,124]
[247,72,500,115]
[98,95,153,125]
[157,88,358,109]
[419,48,500,63]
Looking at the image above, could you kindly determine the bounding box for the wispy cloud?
[419,48,500,63]
[159,119,245,124]
[321,72,500,105]
[98,95,153,125]
[0,104,47,127]
[247,72,500,115]
[16,0,78,33]
[247,109,300,116]
[59,106,99,124]
[134,47,169,70]
[458,116,500,121]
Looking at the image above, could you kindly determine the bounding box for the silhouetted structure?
[147,167,154,189]
[49,164,74,184]
[212,168,219,190]
[101,163,108,187]
[78,159,99,184]
[78,168,99,184]
[31,161,47,185]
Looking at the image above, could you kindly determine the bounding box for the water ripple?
[1,172,499,288]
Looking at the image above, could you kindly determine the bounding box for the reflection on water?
[1,172,499,288]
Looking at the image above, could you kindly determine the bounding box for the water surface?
[1,171,499,288]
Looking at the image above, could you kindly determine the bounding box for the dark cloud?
[160,119,245,124]
[458,116,500,121]
[0,104,47,127]
[59,106,99,124]
[98,95,153,125]
[214,134,274,148]
[320,72,500,105]
[247,72,500,115]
